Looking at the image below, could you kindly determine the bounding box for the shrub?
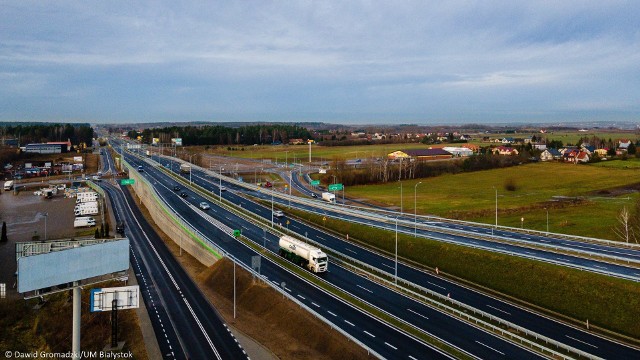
[504,178,517,191]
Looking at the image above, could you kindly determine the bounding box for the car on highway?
[179,192,188,198]
[220,186,227,191]
[311,193,318,198]
[199,202,210,210]
[173,186,181,191]
[273,210,284,217]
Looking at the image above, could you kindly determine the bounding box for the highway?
[99,163,249,358]
[138,150,640,359]
[120,149,555,359]
[289,168,640,266]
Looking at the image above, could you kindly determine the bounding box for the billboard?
[73,156,83,163]
[17,239,129,293]
[171,138,183,146]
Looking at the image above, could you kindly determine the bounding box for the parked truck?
[180,163,191,173]
[4,180,14,191]
[278,235,328,273]
[74,216,96,228]
[74,206,99,216]
[321,192,336,204]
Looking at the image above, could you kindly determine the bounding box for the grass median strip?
[286,207,640,342]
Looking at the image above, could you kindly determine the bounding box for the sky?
[1,1,639,125]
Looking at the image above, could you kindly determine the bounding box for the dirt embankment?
[197,259,372,360]
[130,190,372,360]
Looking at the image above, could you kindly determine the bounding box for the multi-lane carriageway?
[128,149,640,360]
[119,150,548,359]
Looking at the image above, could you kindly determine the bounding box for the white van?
[74,201,98,211]
[76,196,98,204]
[76,191,98,201]
[74,217,96,228]
[75,206,99,216]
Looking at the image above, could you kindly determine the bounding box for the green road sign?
[233,229,241,237]
[310,180,320,186]
[120,179,135,185]
[328,183,343,191]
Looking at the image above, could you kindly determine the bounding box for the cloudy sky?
[1,1,638,124]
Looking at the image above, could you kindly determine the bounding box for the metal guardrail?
[164,155,640,261]
[145,154,604,360]
[122,153,385,358]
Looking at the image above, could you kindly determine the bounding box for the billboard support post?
[111,299,118,348]
[72,282,81,359]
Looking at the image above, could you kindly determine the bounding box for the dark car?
[116,221,125,235]
[173,186,181,191]
[311,193,318,198]
[180,192,188,198]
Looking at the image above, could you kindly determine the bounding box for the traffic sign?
[328,183,343,191]
[310,180,320,186]
[120,179,135,185]
[233,229,241,237]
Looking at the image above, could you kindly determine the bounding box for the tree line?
[129,124,312,146]
[0,123,94,145]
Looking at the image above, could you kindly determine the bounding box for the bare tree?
[613,206,636,243]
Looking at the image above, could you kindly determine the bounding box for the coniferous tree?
[94,228,100,239]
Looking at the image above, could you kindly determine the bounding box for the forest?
[128,124,312,146]
[0,123,94,145]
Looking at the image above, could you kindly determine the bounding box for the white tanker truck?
[278,235,328,273]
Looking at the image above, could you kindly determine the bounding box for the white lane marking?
[593,265,607,270]
[540,239,550,243]
[523,237,530,240]
[558,257,571,262]
[327,311,337,317]
[427,281,446,290]
[565,335,598,348]
[345,248,357,254]
[409,356,418,360]
[407,308,429,320]
[486,305,511,315]
[297,294,306,300]
[311,302,320,308]
[526,252,535,255]
[344,320,355,326]
[381,263,394,269]
[496,246,506,250]
[475,341,505,355]
[356,284,373,293]
[363,330,375,338]
[385,342,397,350]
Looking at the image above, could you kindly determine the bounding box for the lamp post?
[288,171,292,208]
[218,165,223,201]
[188,154,193,185]
[44,212,48,240]
[271,189,274,228]
[395,216,399,285]
[493,186,498,234]
[414,182,422,237]
[399,181,403,216]
[545,208,549,234]
[521,217,524,229]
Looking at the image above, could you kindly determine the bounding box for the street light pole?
[44,212,48,240]
[546,208,549,234]
[494,186,498,229]
[399,181,403,215]
[395,216,399,285]
[218,165,223,202]
[414,182,422,237]
[271,190,274,228]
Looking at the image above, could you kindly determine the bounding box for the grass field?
[345,162,640,240]
[288,208,640,339]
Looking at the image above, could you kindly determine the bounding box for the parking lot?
[0,189,98,298]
